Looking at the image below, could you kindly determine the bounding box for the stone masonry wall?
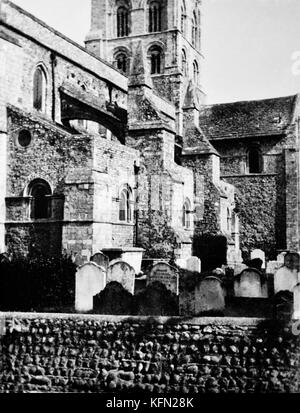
[213,136,290,258]
[0,313,299,393]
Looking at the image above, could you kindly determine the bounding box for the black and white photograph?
[0,0,300,399]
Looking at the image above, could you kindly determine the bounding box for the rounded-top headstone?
[107,260,135,294]
[147,262,179,295]
[90,252,109,269]
[195,276,225,314]
[75,262,106,313]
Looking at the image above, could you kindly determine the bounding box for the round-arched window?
[149,45,163,74]
[117,6,129,37]
[119,186,133,222]
[33,66,47,112]
[149,1,161,32]
[116,52,128,74]
[183,199,192,229]
[28,179,52,219]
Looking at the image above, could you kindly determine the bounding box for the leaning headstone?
[147,262,179,295]
[274,266,299,294]
[234,268,265,298]
[251,249,266,269]
[75,262,106,312]
[284,252,300,272]
[293,283,300,319]
[194,276,225,315]
[107,260,135,294]
[90,252,109,269]
[186,256,201,273]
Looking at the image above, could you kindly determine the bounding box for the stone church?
[0,0,299,269]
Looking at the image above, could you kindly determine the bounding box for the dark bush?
[93,282,134,315]
[134,281,179,316]
[0,254,76,312]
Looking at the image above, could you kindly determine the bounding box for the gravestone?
[186,256,201,273]
[251,249,266,269]
[266,261,282,275]
[293,283,300,319]
[90,252,109,269]
[147,262,179,295]
[234,263,248,276]
[273,291,294,320]
[75,262,106,312]
[284,252,300,272]
[234,268,265,298]
[277,252,287,264]
[194,276,225,315]
[274,266,299,294]
[107,260,135,294]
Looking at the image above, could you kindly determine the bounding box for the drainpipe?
[50,52,57,122]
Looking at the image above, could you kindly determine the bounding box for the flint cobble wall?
[0,313,299,394]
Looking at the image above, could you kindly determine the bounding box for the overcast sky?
[12,0,300,104]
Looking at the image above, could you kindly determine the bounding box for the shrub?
[0,254,76,312]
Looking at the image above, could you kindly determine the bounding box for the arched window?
[192,12,197,47]
[149,1,161,32]
[183,199,191,229]
[248,147,263,174]
[182,49,187,75]
[117,6,129,37]
[28,179,52,219]
[149,46,163,74]
[116,52,128,74]
[33,66,47,112]
[193,60,199,84]
[119,187,133,222]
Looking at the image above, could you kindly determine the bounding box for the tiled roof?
[198,95,298,140]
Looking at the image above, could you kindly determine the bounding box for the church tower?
[85,0,205,136]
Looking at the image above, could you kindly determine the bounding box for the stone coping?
[0,312,269,326]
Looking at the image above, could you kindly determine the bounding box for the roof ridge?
[201,94,299,108]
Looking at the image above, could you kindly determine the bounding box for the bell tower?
[85,0,205,136]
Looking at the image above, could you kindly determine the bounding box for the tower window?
[28,179,52,219]
[33,66,47,112]
[183,199,192,229]
[248,147,263,174]
[149,46,162,74]
[116,53,128,74]
[193,60,199,84]
[119,187,133,222]
[117,6,129,37]
[149,1,161,32]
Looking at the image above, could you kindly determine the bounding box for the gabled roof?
[198,94,299,140]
